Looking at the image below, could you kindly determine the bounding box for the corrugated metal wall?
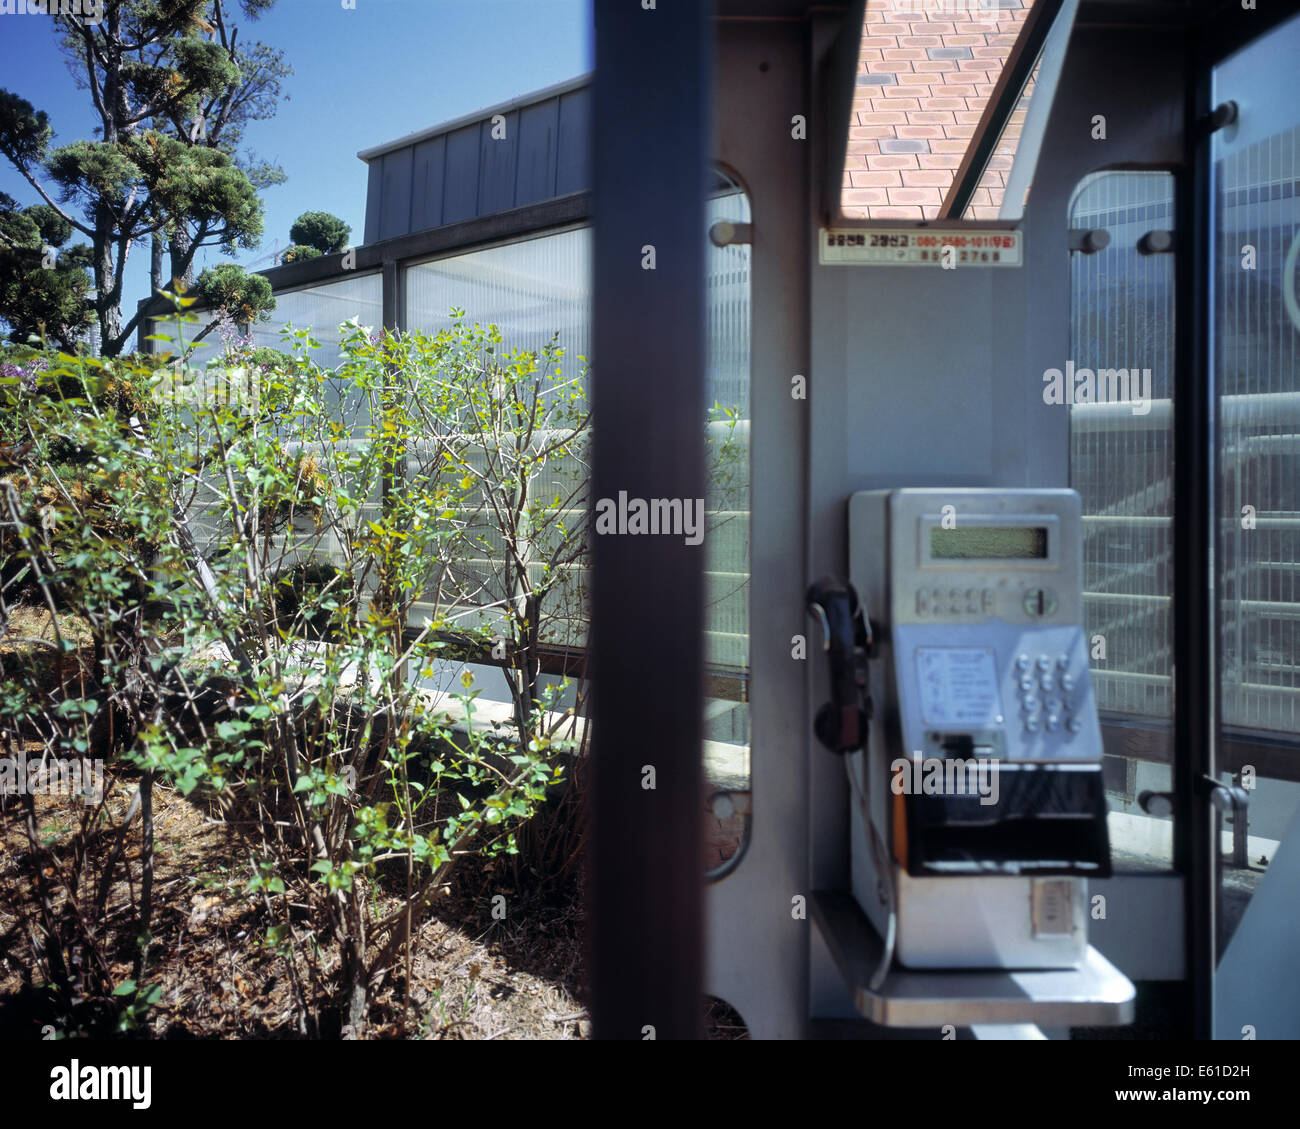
[362,81,591,243]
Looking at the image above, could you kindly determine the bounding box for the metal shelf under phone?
[811,890,1135,1028]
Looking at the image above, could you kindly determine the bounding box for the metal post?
[588,0,712,1040]
[1172,30,1216,1041]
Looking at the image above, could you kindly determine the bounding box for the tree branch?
[1,160,94,238]
[79,26,110,134]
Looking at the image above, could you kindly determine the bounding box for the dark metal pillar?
[1173,28,1216,1041]
[381,258,403,334]
[588,1,712,1040]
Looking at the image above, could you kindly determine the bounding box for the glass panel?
[960,57,1040,220]
[249,273,384,371]
[405,227,593,673]
[1214,126,1300,740]
[1068,170,1176,872]
[844,0,1039,220]
[406,227,592,359]
[168,274,384,593]
[403,190,754,871]
[1211,15,1300,968]
[703,184,752,872]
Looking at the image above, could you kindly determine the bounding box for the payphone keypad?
[1016,651,1086,737]
[894,623,1099,764]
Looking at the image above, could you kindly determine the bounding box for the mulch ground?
[0,608,748,1040]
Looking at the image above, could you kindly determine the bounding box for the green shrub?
[0,311,587,1036]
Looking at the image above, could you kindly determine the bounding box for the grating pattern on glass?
[1214,122,1300,737]
[1068,171,1176,720]
[704,188,752,673]
[403,198,753,674]
[248,274,384,371]
[406,227,591,361]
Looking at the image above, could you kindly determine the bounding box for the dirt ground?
[0,777,576,1038]
[0,607,747,1040]
[1,777,747,1039]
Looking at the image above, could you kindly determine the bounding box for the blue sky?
[0,0,592,330]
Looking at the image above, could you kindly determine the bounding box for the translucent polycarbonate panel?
[403,200,752,873]
[249,273,384,371]
[704,187,752,677]
[405,226,591,362]
[1213,89,1300,737]
[707,187,752,417]
[402,205,753,678]
[1068,171,1176,721]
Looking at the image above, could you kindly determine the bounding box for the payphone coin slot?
[940,734,975,758]
[1023,587,1059,617]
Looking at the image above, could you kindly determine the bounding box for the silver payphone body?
[837,488,1111,971]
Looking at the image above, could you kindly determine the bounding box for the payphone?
[810,488,1112,974]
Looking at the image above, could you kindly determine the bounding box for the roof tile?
[870,205,927,219]
[879,138,932,152]
[843,187,890,205]
[867,153,922,169]
[846,1,1035,219]
[849,169,903,186]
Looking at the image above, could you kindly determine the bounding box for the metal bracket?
[1138,230,1176,255]
[1068,227,1110,254]
[1139,774,1251,868]
[709,220,753,247]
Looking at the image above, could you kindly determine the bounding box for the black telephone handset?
[806,576,873,754]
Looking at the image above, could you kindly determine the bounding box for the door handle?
[1138,774,1251,867]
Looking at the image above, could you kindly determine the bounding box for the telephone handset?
[805,576,874,755]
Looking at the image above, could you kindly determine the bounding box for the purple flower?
[1,360,41,393]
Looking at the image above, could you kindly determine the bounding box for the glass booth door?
[1208,11,1300,1041]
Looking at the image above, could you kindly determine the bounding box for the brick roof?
[844,0,1038,220]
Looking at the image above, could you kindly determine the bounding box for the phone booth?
[591,1,1300,1040]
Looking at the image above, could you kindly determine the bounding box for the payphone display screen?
[929,525,1048,560]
